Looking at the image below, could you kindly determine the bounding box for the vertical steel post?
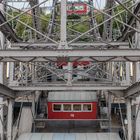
[135,21,140,81]
[31,63,35,83]
[32,93,35,132]
[126,62,130,85]
[135,96,140,139]
[108,92,112,132]
[32,93,35,118]
[59,0,68,49]
[0,98,3,140]
[0,61,3,140]
[59,0,72,84]
[67,62,72,85]
[0,2,5,140]
[7,100,13,140]
[103,0,114,41]
[108,62,112,81]
[135,20,140,48]
[135,1,140,139]
[136,62,140,81]
[9,62,14,85]
[127,98,132,140]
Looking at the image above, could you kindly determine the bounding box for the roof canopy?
[48,91,97,102]
[18,133,121,140]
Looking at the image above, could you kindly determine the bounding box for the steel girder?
[0,11,22,42]
[4,79,140,98]
[11,42,129,47]
[28,0,42,39]
[1,0,140,100]
[103,0,114,41]
[0,49,139,58]
[0,83,15,98]
[118,2,140,41]
[124,81,140,98]
[10,84,128,91]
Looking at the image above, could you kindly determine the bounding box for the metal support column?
[31,63,35,83]
[0,2,5,140]
[32,93,35,118]
[132,62,137,83]
[7,100,13,140]
[134,6,140,139]
[135,20,140,82]
[136,62,140,81]
[103,0,114,41]
[67,62,72,86]
[0,98,3,140]
[135,10,140,139]
[108,92,112,132]
[127,98,132,140]
[126,62,130,85]
[32,93,35,132]
[59,0,68,49]
[135,20,140,48]
[108,62,112,81]
[9,62,14,86]
[135,96,140,139]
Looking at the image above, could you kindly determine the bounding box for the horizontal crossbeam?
[0,49,140,57]
[11,42,129,47]
[10,84,127,91]
[0,49,140,62]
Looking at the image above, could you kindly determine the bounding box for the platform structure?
[0,0,139,140]
[17,133,121,140]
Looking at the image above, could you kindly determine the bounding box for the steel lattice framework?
[0,0,139,140]
[0,0,139,89]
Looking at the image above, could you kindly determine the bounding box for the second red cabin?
[47,91,98,120]
[67,3,88,15]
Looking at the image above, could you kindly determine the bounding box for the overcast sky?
[8,0,106,10]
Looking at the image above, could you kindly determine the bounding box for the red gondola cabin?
[67,3,88,15]
[47,91,97,120]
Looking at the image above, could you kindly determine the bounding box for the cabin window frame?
[53,103,62,112]
[63,104,72,112]
[73,104,82,112]
[82,103,92,112]
[52,103,93,112]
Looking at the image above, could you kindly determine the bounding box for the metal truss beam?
[11,42,129,47]
[0,83,15,98]
[124,81,140,98]
[0,11,22,42]
[118,2,140,40]
[28,0,42,39]
[0,0,47,28]
[109,90,124,97]
[11,43,57,47]
[103,0,114,40]
[71,1,138,44]
[0,49,140,57]
[10,85,127,91]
